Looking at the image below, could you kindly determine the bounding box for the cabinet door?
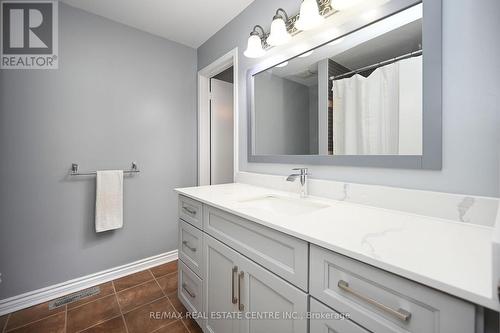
[204,234,241,333]
[239,250,308,333]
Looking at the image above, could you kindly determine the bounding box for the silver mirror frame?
[247,0,442,169]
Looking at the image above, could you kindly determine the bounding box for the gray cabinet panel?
[179,195,203,229]
[205,233,308,333]
[239,246,308,333]
[204,233,241,333]
[179,219,203,277]
[203,205,309,291]
[310,297,370,333]
[310,245,475,333]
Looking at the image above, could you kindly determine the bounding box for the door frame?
[198,48,239,185]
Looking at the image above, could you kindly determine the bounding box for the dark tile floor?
[0,260,203,333]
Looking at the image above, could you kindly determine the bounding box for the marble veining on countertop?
[235,171,500,227]
[176,182,499,311]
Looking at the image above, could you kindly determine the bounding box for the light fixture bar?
[251,25,266,37]
[275,8,290,22]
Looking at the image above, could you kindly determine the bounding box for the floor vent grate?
[48,286,101,310]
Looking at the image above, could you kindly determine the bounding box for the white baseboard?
[0,250,178,316]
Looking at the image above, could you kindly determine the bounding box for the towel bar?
[70,162,140,176]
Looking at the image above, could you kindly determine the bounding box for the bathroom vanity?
[172,0,500,331]
[175,183,499,333]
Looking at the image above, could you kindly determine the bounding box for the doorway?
[210,67,234,184]
[197,48,238,186]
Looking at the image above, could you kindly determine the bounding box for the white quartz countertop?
[176,183,499,311]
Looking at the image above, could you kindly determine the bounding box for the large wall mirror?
[247,0,442,169]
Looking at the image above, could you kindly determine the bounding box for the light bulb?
[295,0,324,31]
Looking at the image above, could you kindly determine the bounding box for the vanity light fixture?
[267,9,292,46]
[244,25,266,58]
[295,0,324,31]
[243,1,334,58]
[299,50,314,57]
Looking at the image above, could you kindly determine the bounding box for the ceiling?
[61,0,255,48]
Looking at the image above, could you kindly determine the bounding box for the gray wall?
[0,3,197,299]
[254,72,310,155]
[197,0,500,197]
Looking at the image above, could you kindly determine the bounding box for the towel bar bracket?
[70,162,140,176]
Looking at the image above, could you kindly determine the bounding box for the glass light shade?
[295,0,324,31]
[267,17,291,46]
[244,34,265,58]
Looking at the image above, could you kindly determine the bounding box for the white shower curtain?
[332,56,422,155]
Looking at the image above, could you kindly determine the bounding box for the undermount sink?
[238,195,329,216]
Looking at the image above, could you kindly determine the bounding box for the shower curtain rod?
[329,49,422,81]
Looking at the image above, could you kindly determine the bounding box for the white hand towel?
[95,170,123,232]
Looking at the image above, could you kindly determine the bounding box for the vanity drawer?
[178,260,203,320]
[203,205,309,291]
[310,297,369,333]
[179,195,203,229]
[310,245,475,333]
[179,219,203,277]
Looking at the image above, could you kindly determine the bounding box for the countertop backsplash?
[236,172,500,227]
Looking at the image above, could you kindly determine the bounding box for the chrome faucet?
[286,168,309,198]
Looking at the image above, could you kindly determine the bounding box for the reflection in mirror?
[252,4,423,156]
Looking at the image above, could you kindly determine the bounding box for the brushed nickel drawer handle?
[183,206,197,215]
[238,271,244,311]
[182,240,197,252]
[338,280,411,322]
[231,266,238,304]
[182,283,196,298]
